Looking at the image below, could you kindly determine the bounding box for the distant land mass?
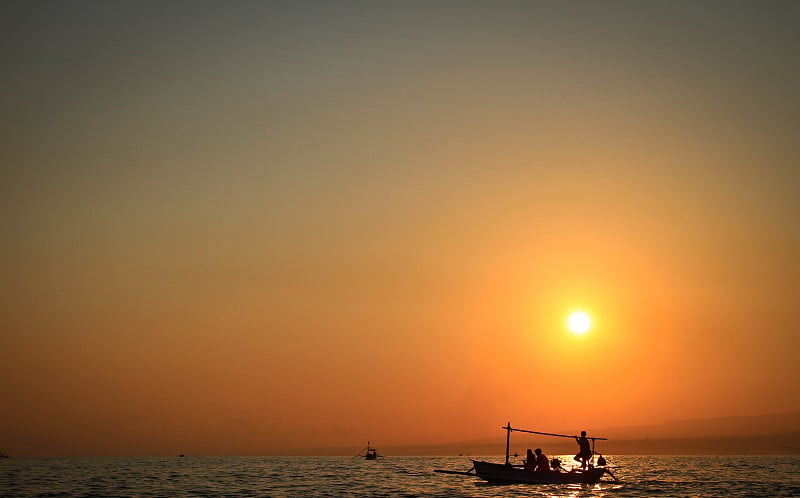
[302,412,800,456]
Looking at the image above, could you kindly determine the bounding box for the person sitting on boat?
[524,449,536,470]
[533,448,550,472]
[574,430,592,470]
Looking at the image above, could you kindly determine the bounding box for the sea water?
[1,455,798,497]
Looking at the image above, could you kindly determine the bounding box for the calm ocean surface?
[1,455,798,497]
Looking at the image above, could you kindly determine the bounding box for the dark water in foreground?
[1,455,798,497]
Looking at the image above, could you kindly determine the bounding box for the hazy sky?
[2,0,799,456]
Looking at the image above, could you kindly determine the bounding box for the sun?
[567,311,591,335]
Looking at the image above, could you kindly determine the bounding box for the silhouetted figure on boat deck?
[534,448,550,472]
[574,430,592,470]
[524,449,536,470]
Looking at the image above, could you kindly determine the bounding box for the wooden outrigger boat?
[469,459,607,484]
[435,423,617,485]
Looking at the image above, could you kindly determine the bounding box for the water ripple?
[0,455,798,497]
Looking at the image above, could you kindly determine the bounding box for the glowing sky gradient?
[2,1,799,456]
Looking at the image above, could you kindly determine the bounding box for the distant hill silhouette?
[318,412,800,456]
[599,411,800,440]
[594,411,800,455]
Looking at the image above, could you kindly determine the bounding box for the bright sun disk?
[567,311,591,335]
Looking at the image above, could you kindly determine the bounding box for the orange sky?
[2,1,799,456]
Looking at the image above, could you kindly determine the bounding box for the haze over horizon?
[2,1,799,457]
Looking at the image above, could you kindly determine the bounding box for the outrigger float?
[435,423,618,485]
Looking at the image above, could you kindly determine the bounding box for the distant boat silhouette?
[358,441,380,460]
[0,451,8,459]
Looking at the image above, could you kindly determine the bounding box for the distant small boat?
[0,452,8,459]
[363,441,380,460]
[435,422,617,485]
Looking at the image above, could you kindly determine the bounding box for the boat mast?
[504,422,511,465]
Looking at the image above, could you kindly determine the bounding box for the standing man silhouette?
[574,431,592,470]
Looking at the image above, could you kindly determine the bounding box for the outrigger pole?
[502,423,608,467]
[501,424,607,441]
